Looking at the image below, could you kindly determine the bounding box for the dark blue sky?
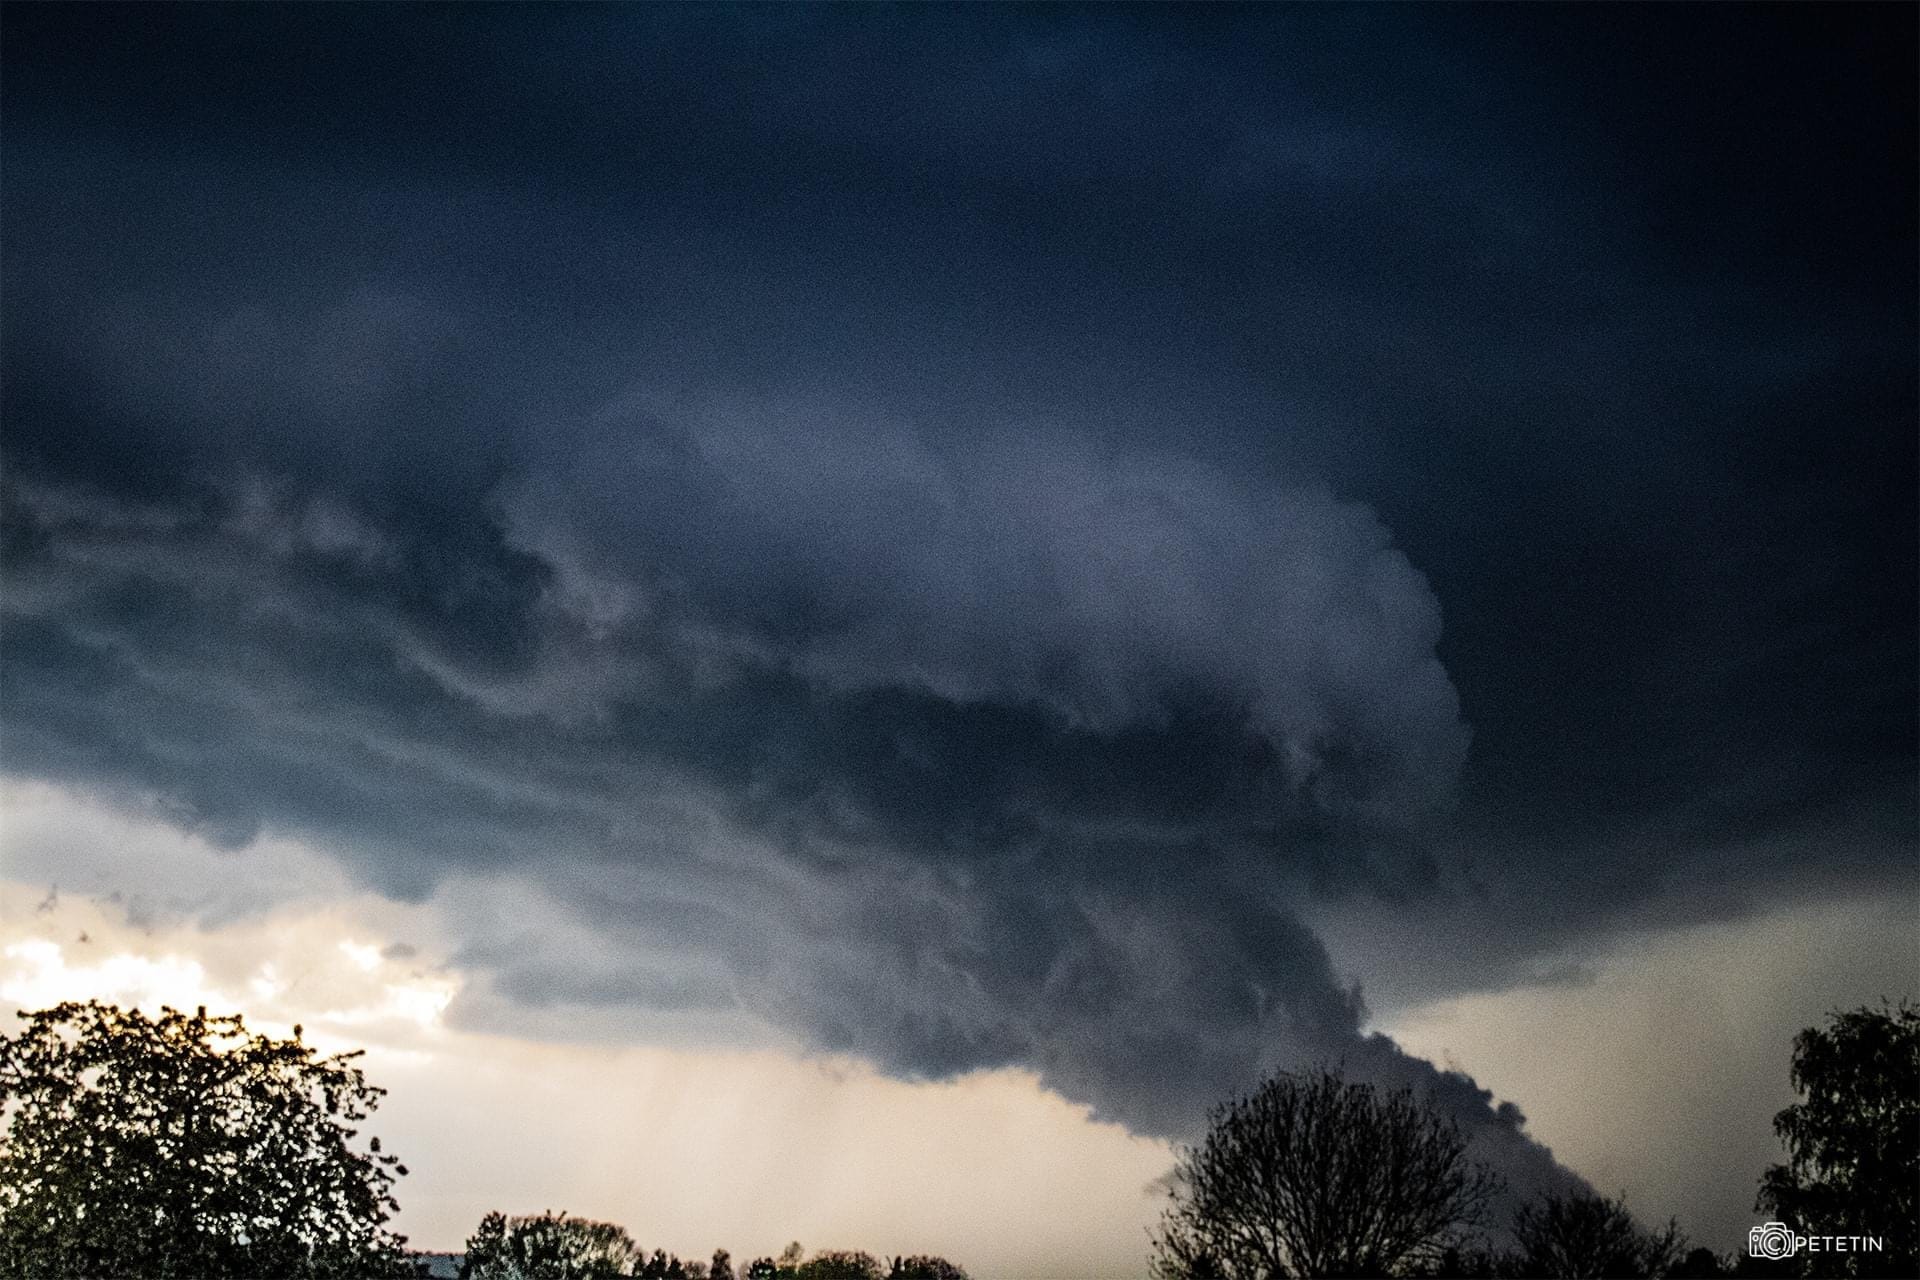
[3,1,1914,1206]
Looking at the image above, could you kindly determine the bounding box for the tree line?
[458,1217,966,1280]
[1151,1002,1915,1279]
[0,997,1911,1278]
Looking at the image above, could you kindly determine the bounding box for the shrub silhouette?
[796,1249,883,1280]
[458,1211,660,1279]
[886,1256,969,1280]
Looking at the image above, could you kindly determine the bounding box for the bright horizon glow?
[6,779,1911,1266]
[0,781,1177,1275]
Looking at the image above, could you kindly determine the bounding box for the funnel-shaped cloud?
[1,411,1569,1195]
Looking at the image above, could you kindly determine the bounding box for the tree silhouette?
[796,1249,883,1280]
[0,1000,408,1278]
[732,1245,956,1280]
[1150,1067,1498,1279]
[1666,1247,1731,1278]
[637,1247,693,1279]
[1756,1001,1918,1279]
[1403,1244,1498,1278]
[458,1210,643,1279]
[887,1256,969,1280]
[745,1243,806,1280]
[711,1249,736,1280]
[1505,1190,1685,1278]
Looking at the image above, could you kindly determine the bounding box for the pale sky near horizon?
[4,777,1911,1271]
[2,779,1176,1275]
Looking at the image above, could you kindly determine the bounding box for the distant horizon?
[2,4,1914,1276]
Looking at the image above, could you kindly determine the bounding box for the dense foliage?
[460,1211,645,1279]
[1757,1002,1918,1279]
[0,999,408,1279]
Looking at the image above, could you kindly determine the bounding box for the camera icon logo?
[1748,1222,1799,1261]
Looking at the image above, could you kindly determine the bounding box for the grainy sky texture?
[2,5,1914,1271]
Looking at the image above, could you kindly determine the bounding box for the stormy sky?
[2,4,1914,1269]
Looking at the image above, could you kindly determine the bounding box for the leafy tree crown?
[1757,1001,1918,1279]
[0,999,408,1279]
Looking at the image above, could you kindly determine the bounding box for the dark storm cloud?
[0,439,1575,1196]
[2,0,1912,1197]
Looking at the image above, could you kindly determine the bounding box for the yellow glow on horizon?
[1,938,227,1015]
[0,861,1174,1277]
